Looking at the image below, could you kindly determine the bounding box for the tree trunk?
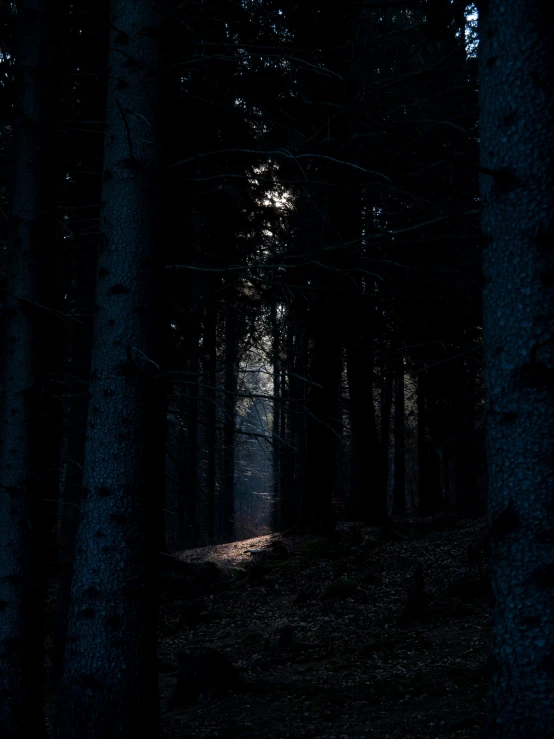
[0,2,50,735]
[417,371,442,514]
[380,347,394,471]
[347,339,388,525]
[453,360,482,515]
[392,351,406,516]
[302,304,341,533]
[271,298,282,530]
[54,2,162,736]
[279,368,288,510]
[289,298,308,525]
[480,2,554,734]
[174,296,200,550]
[278,318,296,529]
[203,304,217,543]
[184,308,200,547]
[221,308,237,542]
[54,1,108,677]
[54,248,96,679]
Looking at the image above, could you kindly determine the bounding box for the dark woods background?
[2,0,542,737]
[0,0,483,543]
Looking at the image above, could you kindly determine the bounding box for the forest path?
[175,531,293,568]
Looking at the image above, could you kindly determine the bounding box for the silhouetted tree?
[53,0,109,678]
[392,351,406,516]
[0,2,50,735]
[54,1,163,735]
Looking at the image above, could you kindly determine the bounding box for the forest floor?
[158,516,491,739]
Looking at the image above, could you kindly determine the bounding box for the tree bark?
[54,0,108,677]
[480,1,554,734]
[54,1,163,736]
[54,247,96,678]
[0,2,50,735]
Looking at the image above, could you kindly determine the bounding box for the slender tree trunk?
[184,308,200,547]
[347,339,388,525]
[144,349,168,558]
[204,305,217,543]
[392,351,406,516]
[279,370,290,528]
[454,361,482,515]
[480,2,554,734]
[380,347,394,468]
[295,352,309,523]
[279,318,296,529]
[174,293,200,550]
[54,2,163,736]
[417,371,442,514]
[279,369,288,503]
[291,304,309,527]
[221,309,237,542]
[302,304,341,533]
[271,298,281,529]
[417,371,426,512]
[0,2,50,735]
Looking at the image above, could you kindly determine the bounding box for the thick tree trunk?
[54,1,108,677]
[54,248,96,678]
[0,2,50,735]
[480,2,554,734]
[54,2,163,737]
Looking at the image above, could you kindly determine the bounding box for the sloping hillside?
[159,517,491,738]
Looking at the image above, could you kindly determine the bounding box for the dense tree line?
[0,0,552,736]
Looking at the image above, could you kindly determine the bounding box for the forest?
[0,0,553,737]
